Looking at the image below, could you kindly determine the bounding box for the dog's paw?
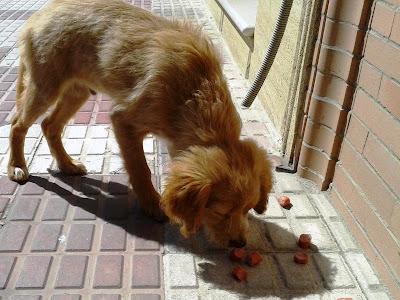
[8,166,29,183]
[59,160,87,176]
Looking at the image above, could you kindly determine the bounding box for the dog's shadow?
[27,174,337,298]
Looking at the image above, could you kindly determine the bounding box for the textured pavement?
[0,0,393,299]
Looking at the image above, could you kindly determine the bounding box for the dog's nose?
[229,239,246,248]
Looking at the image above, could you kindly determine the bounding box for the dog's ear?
[241,139,273,215]
[161,147,222,237]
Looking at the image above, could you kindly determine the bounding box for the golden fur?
[8,0,272,247]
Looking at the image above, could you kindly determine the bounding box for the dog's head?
[161,139,272,248]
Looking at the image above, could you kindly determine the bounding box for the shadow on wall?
[24,174,337,298]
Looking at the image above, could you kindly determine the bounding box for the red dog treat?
[278,196,293,210]
[232,266,247,282]
[246,251,263,267]
[298,234,312,249]
[293,252,308,264]
[229,248,247,262]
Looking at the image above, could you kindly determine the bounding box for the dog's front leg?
[111,116,166,222]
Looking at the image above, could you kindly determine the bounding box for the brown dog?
[8,0,272,247]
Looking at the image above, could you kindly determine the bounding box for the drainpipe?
[241,0,294,108]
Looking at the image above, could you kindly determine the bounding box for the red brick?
[330,188,400,299]
[297,165,324,188]
[339,140,397,223]
[303,119,341,158]
[308,96,347,132]
[131,255,160,288]
[363,134,400,196]
[312,70,354,108]
[353,89,400,157]
[371,1,396,37]
[93,255,123,288]
[0,223,30,252]
[74,112,91,124]
[317,45,358,82]
[364,33,400,80]
[65,224,95,252]
[100,223,127,251]
[345,115,368,153]
[0,176,18,194]
[31,224,63,252]
[0,256,16,288]
[327,0,371,26]
[378,75,400,119]
[55,255,88,288]
[322,18,362,53]
[9,198,40,221]
[358,60,382,98]
[391,12,400,44]
[390,203,400,240]
[16,256,52,289]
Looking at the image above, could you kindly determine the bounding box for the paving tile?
[86,139,107,155]
[287,194,318,218]
[84,155,104,173]
[92,295,120,300]
[15,256,52,289]
[293,219,338,250]
[31,224,63,252]
[93,255,124,288]
[327,221,358,251]
[100,223,127,251]
[21,179,46,195]
[310,194,339,219]
[65,224,95,252]
[0,196,9,212]
[134,221,162,251]
[73,205,97,220]
[11,296,42,300]
[65,126,87,139]
[0,176,17,194]
[77,175,103,195]
[275,173,304,193]
[108,175,129,194]
[344,253,381,289]
[103,195,130,220]
[88,126,109,138]
[51,295,81,300]
[164,254,197,288]
[132,255,161,288]
[164,290,199,300]
[313,253,355,289]
[55,255,88,288]
[8,197,40,220]
[265,220,297,250]
[41,197,69,221]
[131,295,161,300]
[0,256,16,288]
[0,223,30,252]
[275,253,322,290]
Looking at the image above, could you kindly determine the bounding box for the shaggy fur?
[8,0,273,247]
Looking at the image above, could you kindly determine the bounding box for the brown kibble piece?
[232,266,247,282]
[278,196,293,210]
[229,248,247,262]
[246,251,263,267]
[298,234,312,249]
[293,252,308,264]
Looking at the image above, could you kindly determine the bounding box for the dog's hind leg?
[41,82,90,175]
[8,67,60,183]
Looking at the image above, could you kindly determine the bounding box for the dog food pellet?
[232,266,247,282]
[278,196,293,210]
[229,248,247,262]
[298,234,312,249]
[293,252,308,264]
[246,251,263,267]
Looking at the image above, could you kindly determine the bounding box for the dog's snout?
[229,239,246,248]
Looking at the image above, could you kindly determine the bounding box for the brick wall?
[298,0,400,297]
[330,0,400,297]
